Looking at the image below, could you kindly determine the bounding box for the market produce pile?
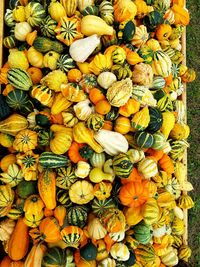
[0,0,197,266]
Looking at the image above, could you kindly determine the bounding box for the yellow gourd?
[170,123,190,140]
[48,1,66,22]
[73,122,103,153]
[81,15,114,36]
[27,47,44,68]
[13,6,26,22]
[0,114,28,136]
[89,168,113,183]
[8,50,29,70]
[131,106,150,131]
[160,112,176,139]
[51,92,72,115]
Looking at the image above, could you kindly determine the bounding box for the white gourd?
[14,22,32,41]
[97,72,117,89]
[153,225,167,238]
[109,230,125,242]
[75,161,90,178]
[110,243,130,261]
[98,258,116,267]
[87,217,107,240]
[94,129,129,156]
[173,206,184,220]
[73,99,94,121]
[69,35,101,63]
[0,219,15,241]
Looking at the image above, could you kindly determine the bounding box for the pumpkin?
[27,67,43,84]
[89,88,105,105]
[38,217,61,243]
[25,2,46,27]
[0,219,15,242]
[8,217,29,261]
[69,180,94,204]
[95,100,111,115]
[181,68,196,83]
[23,194,44,215]
[61,226,83,248]
[110,243,130,261]
[40,15,57,38]
[100,208,126,233]
[56,164,77,190]
[88,217,107,240]
[13,129,37,153]
[55,16,83,46]
[156,24,172,41]
[68,68,82,82]
[114,116,131,134]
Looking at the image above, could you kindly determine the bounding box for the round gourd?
[42,247,66,267]
[138,46,154,64]
[82,5,99,16]
[110,243,130,261]
[152,132,166,150]
[80,242,98,261]
[92,197,115,217]
[61,226,83,248]
[100,208,126,233]
[147,107,163,133]
[111,64,132,80]
[7,68,32,91]
[67,205,88,228]
[57,54,76,72]
[56,165,77,190]
[90,152,106,168]
[114,116,131,134]
[25,2,46,27]
[135,131,154,149]
[69,180,94,204]
[16,180,37,199]
[40,16,57,38]
[113,153,133,179]
[86,113,104,132]
[133,221,153,245]
[138,157,158,179]
[3,35,17,49]
[150,75,166,90]
[143,11,164,31]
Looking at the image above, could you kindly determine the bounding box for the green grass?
[187,0,200,265]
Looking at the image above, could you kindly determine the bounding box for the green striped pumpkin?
[135,131,154,149]
[57,189,72,208]
[40,16,57,38]
[152,132,166,150]
[151,75,166,90]
[3,35,17,49]
[31,85,54,107]
[7,68,33,91]
[81,5,99,16]
[67,205,88,227]
[86,114,104,131]
[113,153,133,179]
[57,54,76,73]
[42,247,66,267]
[56,165,77,190]
[92,197,115,217]
[39,152,69,168]
[25,2,46,27]
[147,107,163,133]
[6,89,34,114]
[157,94,173,111]
[133,221,153,245]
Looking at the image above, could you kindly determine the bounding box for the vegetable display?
[0,0,196,266]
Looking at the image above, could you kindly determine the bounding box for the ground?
[187,0,200,265]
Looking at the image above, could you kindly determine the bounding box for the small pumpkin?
[114,0,137,23]
[48,0,66,22]
[100,208,126,233]
[156,24,172,41]
[61,226,83,248]
[14,22,32,41]
[69,180,94,204]
[74,99,94,121]
[13,129,37,153]
[38,217,61,243]
[23,194,44,215]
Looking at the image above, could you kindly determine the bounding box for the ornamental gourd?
[132,63,154,86]
[74,99,94,121]
[61,226,83,248]
[138,157,158,179]
[67,205,88,228]
[131,25,149,48]
[0,219,15,241]
[69,180,94,204]
[87,217,107,240]
[152,50,172,78]
[113,153,133,179]
[27,47,44,68]
[38,217,61,243]
[14,22,32,41]
[100,208,126,233]
[131,106,150,131]
[110,243,130,261]
[48,0,66,22]
[114,0,137,23]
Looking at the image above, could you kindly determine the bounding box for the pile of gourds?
[0,0,196,266]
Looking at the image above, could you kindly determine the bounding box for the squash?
[147,107,163,133]
[94,129,128,156]
[114,116,131,134]
[114,0,137,22]
[73,122,103,153]
[14,22,32,41]
[142,198,159,225]
[61,0,77,17]
[131,106,150,131]
[48,1,66,22]
[138,157,158,179]
[53,206,66,227]
[23,194,44,215]
[69,180,94,204]
[25,2,46,27]
[86,114,104,132]
[61,226,83,248]
[75,161,91,178]
[112,153,133,179]
[26,30,37,46]
[132,63,153,86]
[110,243,130,261]
[8,217,29,261]
[131,25,149,48]
[13,129,37,152]
[160,111,175,139]
[135,131,154,149]
[40,15,57,38]
[41,247,66,267]
[89,168,113,183]
[5,9,15,27]
[27,47,44,68]
[152,50,172,78]
[81,15,113,36]
[67,205,88,228]
[89,53,113,76]
[0,163,23,187]
[80,242,97,261]
[8,68,32,91]
[27,67,43,84]
[8,49,29,70]
[69,35,101,63]
[74,99,94,121]
[38,170,56,210]
[24,243,47,267]
[0,114,28,136]
[106,78,132,107]
[100,208,126,233]
[38,217,61,243]
[171,4,190,26]
[0,219,15,242]
[33,37,64,54]
[88,217,107,240]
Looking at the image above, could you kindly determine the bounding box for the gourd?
[8,50,29,70]
[38,170,56,210]
[81,15,114,36]
[8,217,29,261]
[61,226,83,248]
[41,247,66,267]
[77,0,94,11]
[3,35,17,49]
[132,63,154,86]
[16,180,37,199]
[25,2,46,27]
[57,54,76,72]
[86,114,104,132]
[135,131,154,149]
[114,0,137,22]
[100,208,126,233]
[152,50,172,78]
[80,242,97,261]
[0,219,15,241]
[37,217,61,243]
[79,74,98,93]
[73,122,103,153]
[160,247,178,266]
[7,68,32,91]
[112,47,126,65]
[5,9,15,27]
[51,93,72,115]
[41,70,67,92]
[14,22,32,41]
[24,243,47,267]
[55,16,83,46]
[152,132,166,150]
[88,217,107,240]
[89,168,113,183]
[0,163,23,187]
[40,15,57,38]
[73,99,94,121]
[56,164,77,190]
[48,1,66,22]
[90,152,106,168]
[111,63,132,80]
[33,37,64,53]
[75,161,90,178]
[171,4,190,26]
[89,53,113,76]
[160,111,175,138]
[69,35,101,63]
[138,157,158,179]
[98,258,116,267]
[92,197,115,217]
[69,180,94,204]
[0,94,12,120]
[61,0,77,17]
[24,211,44,228]
[97,72,117,89]
[61,83,86,102]
[135,244,156,265]
[112,153,133,179]
[131,25,149,48]
[156,24,172,41]
[39,152,69,169]
[31,85,54,107]
[27,47,44,68]
[131,106,150,131]
[142,198,159,225]
[110,243,130,261]
[67,205,88,228]
[43,51,60,70]
[0,114,28,136]
[13,129,37,152]
[94,129,129,156]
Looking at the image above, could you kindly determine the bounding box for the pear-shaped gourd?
[69,34,101,63]
[0,114,28,136]
[89,168,113,183]
[81,15,114,36]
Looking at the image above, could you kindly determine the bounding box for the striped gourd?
[40,16,57,38]
[147,107,163,133]
[67,205,88,228]
[153,0,170,13]
[152,50,172,78]
[33,37,64,54]
[61,226,83,248]
[168,77,181,91]
[3,35,17,49]
[157,94,173,111]
[173,235,183,248]
[169,140,189,161]
[92,197,115,217]
[138,157,158,179]
[99,1,113,14]
[0,114,28,136]
[174,100,185,123]
[113,153,133,179]
[57,54,76,72]
[132,85,147,102]
[56,165,78,189]
[135,244,156,264]
[133,221,153,245]
[86,114,104,131]
[42,247,66,267]
[171,63,180,78]
[0,184,14,208]
[39,152,69,168]
[25,2,46,27]
[138,46,153,64]
[90,152,106,168]
[57,189,72,208]
[4,9,15,27]
[7,68,32,91]
[81,5,99,16]
[150,76,166,90]
[162,46,176,59]
[6,89,34,114]
[152,132,166,150]
[142,198,160,225]
[135,131,154,149]
[7,208,23,220]
[9,0,20,10]
[61,0,77,17]
[31,85,54,107]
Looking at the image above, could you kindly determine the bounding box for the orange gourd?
[102,120,113,131]
[159,154,175,174]
[121,168,142,184]
[44,208,54,217]
[101,208,126,233]
[119,98,140,117]
[89,88,106,104]
[39,217,61,243]
[155,24,172,41]
[114,116,131,134]
[172,0,185,7]
[164,73,173,86]
[181,68,196,83]
[68,142,87,163]
[27,67,43,84]
[54,205,66,226]
[26,30,37,46]
[146,149,164,161]
[51,113,64,125]
[104,234,115,252]
[8,217,29,261]
[119,181,149,208]
[171,4,190,26]
[0,68,9,84]
[68,68,82,82]
[126,50,144,65]
[2,84,14,96]
[95,100,111,115]
[0,256,12,267]
[0,154,16,172]
[38,170,57,210]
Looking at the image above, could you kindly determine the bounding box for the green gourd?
[42,247,66,267]
[39,152,69,168]
[80,242,98,261]
[147,107,163,133]
[135,131,154,149]
[16,180,37,199]
[92,198,115,217]
[7,68,33,91]
[0,95,12,120]
[40,16,57,38]
[133,221,153,245]
[3,35,17,49]
[67,205,88,228]
[113,153,133,179]
[33,37,64,53]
